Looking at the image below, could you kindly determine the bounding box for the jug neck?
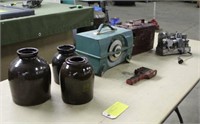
[57,44,75,55]
[17,47,38,59]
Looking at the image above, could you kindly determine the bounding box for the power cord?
[9,1,23,6]
[178,52,192,64]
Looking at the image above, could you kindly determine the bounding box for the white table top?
[0,34,200,124]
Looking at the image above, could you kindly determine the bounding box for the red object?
[148,19,159,30]
[126,67,157,85]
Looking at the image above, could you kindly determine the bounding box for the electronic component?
[156,32,191,56]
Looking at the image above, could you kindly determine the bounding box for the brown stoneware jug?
[8,47,51,106]
[52,44,77,84]
[59,56,94,105]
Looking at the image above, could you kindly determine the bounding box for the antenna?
[153,2,156,19]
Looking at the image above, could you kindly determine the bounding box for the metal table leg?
[174,107,184,124]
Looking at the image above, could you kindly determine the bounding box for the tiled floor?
[107,1,200,40]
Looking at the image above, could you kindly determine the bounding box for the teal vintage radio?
[75,24,133,76]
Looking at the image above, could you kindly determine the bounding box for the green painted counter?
[0,2,93,80]
[0,2,93,46]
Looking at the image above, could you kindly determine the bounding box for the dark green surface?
[0,2,93,46]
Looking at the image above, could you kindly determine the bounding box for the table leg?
[174,107,184,124]
[162,79,199,123]
[197,0,200,8]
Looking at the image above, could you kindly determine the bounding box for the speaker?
[75,24,133,76]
